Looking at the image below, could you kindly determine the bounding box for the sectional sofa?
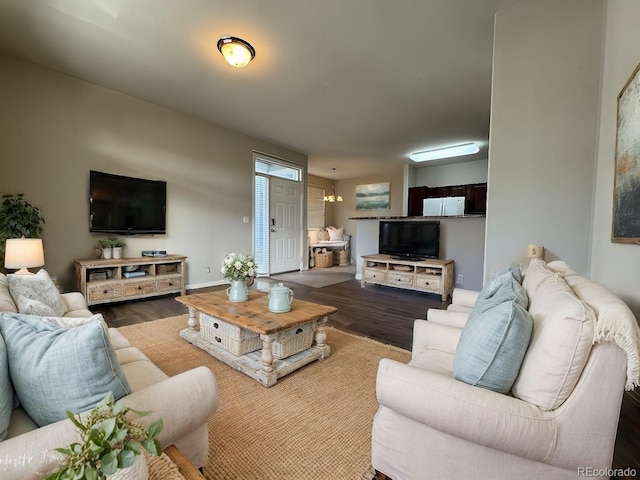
[0,272,219,480]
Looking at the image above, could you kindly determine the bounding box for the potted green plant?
[96,238,114,259]
[109,238,126,259]
[0,193,45,269]
[44,392,163,480]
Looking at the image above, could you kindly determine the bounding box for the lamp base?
[12,268,35,275]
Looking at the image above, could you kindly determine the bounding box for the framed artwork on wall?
[355,182,390,210]
[612,62,640,244]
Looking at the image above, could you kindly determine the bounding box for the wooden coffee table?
[176,290,337,387]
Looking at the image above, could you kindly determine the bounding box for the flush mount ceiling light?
[217,36,256,68]
[410,142,479,162]
[324,168,343,202]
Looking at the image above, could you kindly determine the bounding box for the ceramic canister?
[268,282,293,313]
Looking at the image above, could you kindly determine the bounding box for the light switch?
[243,216,250,224]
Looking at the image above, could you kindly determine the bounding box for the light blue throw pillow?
[476,264,524,305]
[0,334,13,440]
[0,312,131,427]
[453,272,533,394]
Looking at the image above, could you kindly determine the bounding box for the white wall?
[486,0,605,278]
[415,159,488,187]
[0,54,307,291]
[590,0,640,317]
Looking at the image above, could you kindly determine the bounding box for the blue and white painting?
[355,182,390,210]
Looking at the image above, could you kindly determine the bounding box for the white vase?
[102,248,113,259]
[226,279,249,302]
[107,455,148,480]
[113,247,123,259]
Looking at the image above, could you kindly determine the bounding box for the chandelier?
[324,168,343,202]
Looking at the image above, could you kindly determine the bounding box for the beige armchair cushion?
[513,260,595,410]
[0,275,17,313]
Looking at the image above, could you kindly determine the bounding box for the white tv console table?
[361,254,454,302]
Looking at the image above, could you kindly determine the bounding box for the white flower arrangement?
[221,252,257,281]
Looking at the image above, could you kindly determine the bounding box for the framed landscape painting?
[612,62,640,244]
[356,182,390,210]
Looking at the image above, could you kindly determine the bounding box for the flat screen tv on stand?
[378,220,440,260]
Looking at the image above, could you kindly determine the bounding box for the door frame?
[253,151,307,275]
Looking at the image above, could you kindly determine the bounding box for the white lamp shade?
[4,238,45,272]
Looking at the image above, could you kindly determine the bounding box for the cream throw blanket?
[548,261,640,390]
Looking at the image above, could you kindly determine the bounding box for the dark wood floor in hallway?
[94,277,640,479]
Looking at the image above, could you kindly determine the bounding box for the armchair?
[372,259,639,480]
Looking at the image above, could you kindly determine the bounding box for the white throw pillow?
[308,230,320,245]
[17,296,58,317]
[7,269,66,317]
[327,226,344,241]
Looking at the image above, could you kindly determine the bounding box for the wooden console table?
[177,291,337,387]
[361,254,454,302]
[75,255,186,306]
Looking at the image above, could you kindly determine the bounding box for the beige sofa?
[372,258,640,480]
[0,273,219,480]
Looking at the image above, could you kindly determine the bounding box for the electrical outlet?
[206,267,211,273]
[456,274,463,286]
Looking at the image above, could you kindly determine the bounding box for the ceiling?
[0,0,519,179]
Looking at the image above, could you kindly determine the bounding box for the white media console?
[361,254,454,302]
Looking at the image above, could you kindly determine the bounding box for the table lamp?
[4,237,45,275]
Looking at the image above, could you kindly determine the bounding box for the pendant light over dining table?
[324,168,343,202]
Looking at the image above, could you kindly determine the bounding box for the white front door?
[269,177,301,274]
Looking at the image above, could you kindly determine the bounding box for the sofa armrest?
[412,319,462,357]
[426,309,470,329]
[376,358,556,463]
[450,288,479,309]
[0,366,219,480]
[61,292,90,313]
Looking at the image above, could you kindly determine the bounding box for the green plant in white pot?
[96,238,114,259]
[44,392,163,480]
[109,238,126,259]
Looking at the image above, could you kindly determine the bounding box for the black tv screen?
[378,220,440,260]
[89,170,167,235]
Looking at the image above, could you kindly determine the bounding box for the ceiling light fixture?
[324,168,343,202]
[410,142,479,162]
[217,36,256,68]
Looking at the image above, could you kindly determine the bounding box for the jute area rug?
[118,315,410,480]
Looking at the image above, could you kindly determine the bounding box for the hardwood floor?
[94,277,639,478]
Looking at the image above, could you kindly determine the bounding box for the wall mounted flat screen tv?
[89,170,167,235]
[378,220,440,260]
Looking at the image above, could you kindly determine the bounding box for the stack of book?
[123,271,146,279]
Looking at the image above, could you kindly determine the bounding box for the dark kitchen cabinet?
[467,183,487,214]
[407,182,487,216]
